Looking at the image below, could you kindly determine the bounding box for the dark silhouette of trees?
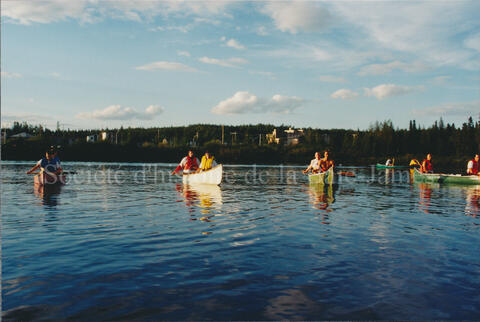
[2,117,479,170]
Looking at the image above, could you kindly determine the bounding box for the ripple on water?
[2,164,480,320]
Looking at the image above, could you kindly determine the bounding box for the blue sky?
[2,0,480,130]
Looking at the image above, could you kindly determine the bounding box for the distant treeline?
[2,117,479,170]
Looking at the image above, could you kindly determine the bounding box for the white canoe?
[183,164,223,185]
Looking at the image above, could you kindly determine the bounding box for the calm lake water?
[2,161,480,320]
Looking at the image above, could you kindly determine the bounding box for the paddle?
[303,169,356,177]
[29,170,77,175]
[62,171,77,175]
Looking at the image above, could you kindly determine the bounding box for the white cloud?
[151,25,190,33]
[261,1,331,34]
[263,44,388,72]
[465,33,480,53]
[198,57,248,68]
[430,76,451,86]
[318,75,346,83]
[332,2,480,70]
[256,26,269,36]
[249,70,275,79]
[194,17,221,25]
[358,61,429,76]
[225,38,245,50]
[330,89,358,100]
[2,112,52,122]
[212,91,304,115]
[177,50,191,57]
[77,104,164,121]
[412,100,480,117]
[2,0,91,25]
[145,105,164,115]
[2,1,231,25]
[135,61,197,72]
[364,84,422,100]
[50,72,62,79]
[1,71,23,78]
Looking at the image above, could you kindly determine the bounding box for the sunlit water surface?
[2,162,480,320]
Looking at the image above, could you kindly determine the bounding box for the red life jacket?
[422,159,433,172]
[184,156,198,170]
[469,159,479,175]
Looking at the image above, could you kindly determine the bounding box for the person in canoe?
[420,153,433,173]
[385,158,394,166]
[303,152,321,174]
[466,154,479,175]
[319,150,335,172]
[171,150,200,175]
[26,148,63,175]
[50,146,61,165]
[410,159,421,168]
[198,151,218,172]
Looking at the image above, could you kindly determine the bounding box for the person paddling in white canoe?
[171,150,200,175]
[197,151,218,172]
[303,152,322,174]
[26,148,62,175]
[319,150,335,172]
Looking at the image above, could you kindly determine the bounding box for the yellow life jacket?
[200,156,214,170]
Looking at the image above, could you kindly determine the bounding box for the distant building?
[266,128,304,145]
[10,132,33,138]
[86,134,98,143]
[100,131,109,141]
[266,129,281,144]
[284,128,304,145]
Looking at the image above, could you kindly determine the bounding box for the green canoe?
[413,169,480,185]
[375,163,411,169]
[413,169,442,183]
[308,167,334,185]
[440,173,480,185]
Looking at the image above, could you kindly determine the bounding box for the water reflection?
[33,184,63,208]
[385,168,394,184]
[417,183,434,214]
[307,184,336,224]
[465,186,480,217]
[308,184,335,210]
[176,184,223,233]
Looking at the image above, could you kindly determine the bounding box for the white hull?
[182,165,223,185]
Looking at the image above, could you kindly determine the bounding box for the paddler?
[26,148,62,175]
[466,154,479,175]
[303,152,321,174]
[385,158,393,166]
[198,151,217,172]
[171,150,200,175]
[420,153,433,173]
[319,150,334,172]
[409,159,421,168]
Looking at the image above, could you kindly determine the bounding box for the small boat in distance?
[308,167,334,185]
[34,172,66,186]
[413,168,480,185]
[375,164,411,169]
[182,164,223,185]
